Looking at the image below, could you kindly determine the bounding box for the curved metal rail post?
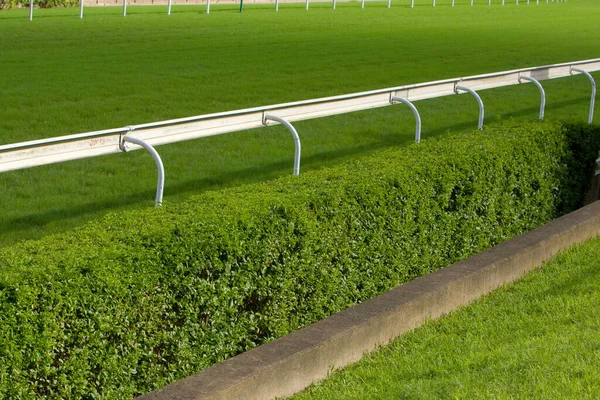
[305,0,309,10]
[123,0,127,16]
[275,0,279,11]
[207,0,211,14]
[263,114,301,176]
[571,67,596,124]
[29,0,33,21]
[518,75,546,120]
[391,96,422,143]
[387,0,391,8]
[333,0,336,9]
[361,0,364,9]
[120,134,165,207]
[79,0,84,18]
[455,84,485,130]
[168,0,172,15]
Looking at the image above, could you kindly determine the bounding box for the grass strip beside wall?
[0,121,598,398]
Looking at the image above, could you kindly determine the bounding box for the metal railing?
[0,58,598,206]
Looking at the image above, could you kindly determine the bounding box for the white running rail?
[1,58,598,205]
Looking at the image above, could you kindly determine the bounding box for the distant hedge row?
[1,0,77,10]
[0,121,598,399]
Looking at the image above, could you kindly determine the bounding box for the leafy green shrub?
[1,0,77,10]
[0,121,598,398]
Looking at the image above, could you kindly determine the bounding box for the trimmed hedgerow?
[0,121,598,398]
[0,0,77,10]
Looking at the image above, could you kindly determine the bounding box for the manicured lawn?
[0,0,598,245]
[293,234,600,399]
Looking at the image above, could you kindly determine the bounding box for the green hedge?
[1,0,77,10]
[0,121,598,399]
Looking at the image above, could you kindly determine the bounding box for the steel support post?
[518,75,546,120]
[391,97,422,143]
[571,67,596,124]
[120,135,165,207]
[455,85,485,130]
[263,114,301,176]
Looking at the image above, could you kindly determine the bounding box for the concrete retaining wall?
[138,200,600,400]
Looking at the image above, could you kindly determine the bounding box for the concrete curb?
[139,200,600,400]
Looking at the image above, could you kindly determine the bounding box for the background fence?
[19,0,568,20]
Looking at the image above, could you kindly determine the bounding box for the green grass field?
[0,0,598,245]
[293,234,600,399]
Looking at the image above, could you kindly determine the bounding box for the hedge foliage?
[1,0,76,10]
[0,121,598,398]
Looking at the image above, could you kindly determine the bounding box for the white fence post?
[120,134,165,207]
[391,97,422,143]
[519,75,546,120]
[571,67,597,124]
[263,115,302,176]
[455,84,485,130]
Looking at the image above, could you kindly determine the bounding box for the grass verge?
[293,234,600,400]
